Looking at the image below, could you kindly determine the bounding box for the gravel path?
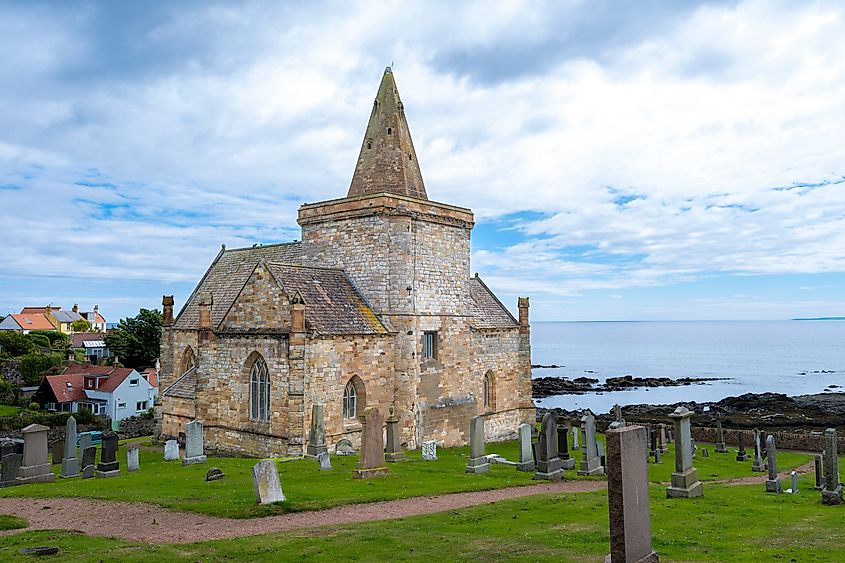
[0,480,605,544]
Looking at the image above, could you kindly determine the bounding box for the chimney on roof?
[72,304,79,313]
[518,297,530,334]
[162,295,174,327]
[94,304,99,314]
[198,293,213,331]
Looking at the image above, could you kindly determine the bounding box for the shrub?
[18,352,64,386]
[29,330,69,349]
[26,333,51,349]
[28,402,39,411]
[0,331,36,357]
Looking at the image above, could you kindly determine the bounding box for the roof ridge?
[162,366,197,397]
[266,261,347,273]
[224,241,301,253]
[471,275,519,326]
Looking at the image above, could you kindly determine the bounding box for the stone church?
[157,68,534,456]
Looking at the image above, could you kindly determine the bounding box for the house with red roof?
[32,364,157,421]
[0,312,57,333]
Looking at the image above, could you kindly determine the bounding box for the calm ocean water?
[531,320,845,414]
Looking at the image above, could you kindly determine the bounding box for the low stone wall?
[691,426,837,454]
[1,423,105,443]
[119,417,155,439]
[416,395,477,448]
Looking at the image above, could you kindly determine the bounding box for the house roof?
[265,263,389,335]
[20,306,59,314]
[45,373,87,403]
[96,368,135,392]
[174,242,302,330]
[61,364,136,391]
[52,310,84,323]
[81,311,106,324]
[10,313,56,331]
[63,363,113,376]
[348,67,427,200]
[141,367,158,388]
[468,276,519,329]
[71,332,106,348]
[162,366,196,399]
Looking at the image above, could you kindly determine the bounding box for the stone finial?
[162,295,175,326]
[198,293,213,331]
[669,406,692,419]
[518,297,530,330]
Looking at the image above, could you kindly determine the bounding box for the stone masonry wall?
[219,262,291,332]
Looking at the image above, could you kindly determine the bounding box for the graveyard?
[3,411,843,561]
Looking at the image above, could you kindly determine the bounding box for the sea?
[531,320,845,414]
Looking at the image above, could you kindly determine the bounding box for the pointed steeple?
[347,67,427,200]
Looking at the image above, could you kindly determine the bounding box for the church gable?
[219,261,292,332]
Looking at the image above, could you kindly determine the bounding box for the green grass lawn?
[2,472,843,562]
[0,436,813,519]
[0,404,20,416]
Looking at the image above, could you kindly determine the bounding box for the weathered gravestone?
[572,426,580,450]
[735,431,749,462]
[127,445,140,472]
[206,467,225,481]
[578,411,603,476]
[164,439,179,461]
[17,424,55,484]
[533,412,563,481]
[821,428,843,505]
[654,448,661,464]
[701,448,709,458]
[81,446,96,479]
[649,427,658,457]
[385,407,404,462]
[335,439,355,456]
[557,419,575,470]
[517,423,535,471]
[714,417,728,453]
[252,460,285,504]
[598,441,606,469]
[306,403,327,458]
[814,455,823,490]
[317,451,332,471]
[613,404,624,426]
[0,453,22,487]
[60,416,79,478]
[751,429,765,472]
[79,432,93,455]
[666,406,702,498]
[465,415,489,475]
[183,420,207,465]
[658,423,668,453]
[353,407,389,479]
[52,440,64,465]
[605,425,659,563]
[421,440,437,461]
[96,432,120,478]
[1,439,22,458]
[667,430,673,443]
[785,470,798,494]
[765,435,782,493]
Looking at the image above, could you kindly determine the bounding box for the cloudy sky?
[1,0,844,322]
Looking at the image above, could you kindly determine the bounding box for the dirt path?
[715,459,816,486]
[0,480,605,544]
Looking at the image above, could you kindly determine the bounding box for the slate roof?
[53,310,84,323]
[162,367,197,399]
[468,276,519,329]
[71,332,106,348]
[265,263,389,335]
[174,242,302,330]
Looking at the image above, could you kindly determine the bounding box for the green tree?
[28,330,69,349]
[0,331,36,357]
[71,318,92,332]
[104,308,162,369]
[18,352,64,386]
[26,333,51,349]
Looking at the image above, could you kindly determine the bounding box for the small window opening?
[422,331,438,360]
[367,140,372,149]
[408,153,413,161]
[387,127,392,135]
[343,380,357,420]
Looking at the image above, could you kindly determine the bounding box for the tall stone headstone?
[666,406,702,498]
[821,428,843,505]
[465,415,489,474]
[306,403,327,458]
[814,455,823,490]
[578,411,603,476]
[786,470,798,494]
[353,407,389,478]
[517,423,535,471]
[751,429,765,472]
[658,424,668,453]
[533,412,563,481]
[557,419,575,470]
[81,446,96,479]
[667,430,673,443]
[421,440,437,461]
[649,427,658,457]
[252,460,285,504]
[96,432,120,478]
[714,418,727,453]
[1,452,23,487]
[183,420,207,465]
[127,445,140,472]
[79,432,93,455]
[61,416,79,478]
[385,407,404,462]
[572,426,580,450]
[164,439,179,461]
[605,425,659,563]
[735,431,749,462]
[17,424,54,484]
[52,440,64,465]
[764,434,782,493]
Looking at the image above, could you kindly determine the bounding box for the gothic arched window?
[483,370,495,410]
[343,380,357,420]
[180,347,196,376]
[250,355,270,422]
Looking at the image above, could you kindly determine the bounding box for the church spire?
[347,67,427,200]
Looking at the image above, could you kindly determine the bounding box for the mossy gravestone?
[353,407,389,479]
[17,424,54,484]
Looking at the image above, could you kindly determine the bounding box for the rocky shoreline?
[532,374,730,398]
[537,391,845,434]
